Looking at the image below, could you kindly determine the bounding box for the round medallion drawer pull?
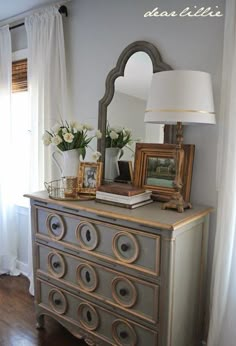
[52,223,59,230]
[112,277,137,308]
[119,288,127,296]
[53,262,60,269]
[54,299,61,305]
[76,221,99,251]
[120,331,128,339]
[86,230,91,242]
[87,311,92,322]
[78,303,99,331]
[46,214,65,240]
[85,271,91,283]
[121,243,129,252]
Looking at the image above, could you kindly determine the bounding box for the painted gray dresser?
[25,191,212,346]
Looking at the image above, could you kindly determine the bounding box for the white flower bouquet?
[42,120,102,160]
[105,123,139,158]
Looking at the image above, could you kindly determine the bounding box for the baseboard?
[16,260,29,277]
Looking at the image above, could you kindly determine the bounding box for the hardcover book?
[96,190,152,204]
[95,198,153,209]
[97,183,145,196]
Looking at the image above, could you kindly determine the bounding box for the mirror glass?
[107,51,164,163]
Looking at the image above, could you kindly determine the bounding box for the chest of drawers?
[26,191,212,346]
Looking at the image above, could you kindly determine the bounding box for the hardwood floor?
[0,275,87,346]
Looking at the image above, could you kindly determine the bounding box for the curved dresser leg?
[36,314,45,329]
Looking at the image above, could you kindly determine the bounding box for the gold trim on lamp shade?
[145,109,215,115]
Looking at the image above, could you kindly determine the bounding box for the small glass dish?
[44,178,95,201]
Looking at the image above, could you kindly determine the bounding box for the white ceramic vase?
[52,148,80,177]
[105,147,120,182]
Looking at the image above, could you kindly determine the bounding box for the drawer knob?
[52,223,59,230]
[86,230,91,242]
[54,299,61,305]
[85,271,91,283]
[120,331,128,339]
[121,243,129,252]
[87,310,92,322]
[119,288,127,297]
[53,262,60,269]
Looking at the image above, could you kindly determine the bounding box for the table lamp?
[144,70,215,212]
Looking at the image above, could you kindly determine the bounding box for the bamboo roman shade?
[12,59,28,92]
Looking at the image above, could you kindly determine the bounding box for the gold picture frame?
[78,162,103,194]
[114,161,133,184]
[133,143,195,202]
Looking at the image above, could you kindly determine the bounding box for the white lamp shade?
[145,70,215,124]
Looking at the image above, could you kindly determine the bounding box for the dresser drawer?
[37,279,158,346]
[35,206,161,277]
[36,244,159,324]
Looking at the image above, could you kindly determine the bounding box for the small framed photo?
[133,143,195,202]
[78,162,103,194]
[114,161,133,184]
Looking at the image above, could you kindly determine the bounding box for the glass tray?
[48,194,96,201]
[45,179,95,201]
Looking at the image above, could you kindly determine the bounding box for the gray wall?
[65,0,224,205]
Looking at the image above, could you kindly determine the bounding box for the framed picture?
[114,161,133,184]
[78,162,103,194]
[133,143,195,202]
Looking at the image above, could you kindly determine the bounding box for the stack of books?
[96,183,153,209]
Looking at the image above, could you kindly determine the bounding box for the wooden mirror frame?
[97,40,175,172]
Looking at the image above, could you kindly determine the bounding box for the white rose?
[83,124,94,131]
[63,133,74,143]
[62,127,68,134]
[42,132,51,146]
[92,151,102,161]
[95,130,102,139]
[124,128,131,136]
[51,135,63,146]
[111,126,122,133]
[70,122,83,132]
[70,121,77,128]
[51,123,60,134]
[110,131,119,140]
[76,123,84,131]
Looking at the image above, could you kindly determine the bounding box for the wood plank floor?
[0,275,88,346]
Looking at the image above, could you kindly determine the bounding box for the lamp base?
[162,192,192,213]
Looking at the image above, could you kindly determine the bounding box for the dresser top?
[25,191,213,231]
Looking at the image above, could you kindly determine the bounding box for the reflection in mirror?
[108,52,164,163]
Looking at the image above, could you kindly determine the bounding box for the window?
[11,50,30,207]
[12,58,27,92]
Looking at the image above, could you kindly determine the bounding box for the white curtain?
[207,0,236,345]
[25,5,68,294]
[25,5,68,188]
[0,26,20,276]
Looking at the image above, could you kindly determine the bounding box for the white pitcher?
[105,147,120,182]
[52,148,80,177]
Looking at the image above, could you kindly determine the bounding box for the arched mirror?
[98,41,175,180]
